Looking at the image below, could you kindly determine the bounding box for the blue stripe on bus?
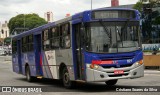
[84,50,143,66]
[71,22,77,80]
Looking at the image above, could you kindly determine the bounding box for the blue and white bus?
[12,8,144,88]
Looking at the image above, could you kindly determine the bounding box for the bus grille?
[108,73,129,77]
[102,64,133,68]
[100,56,135,60]
[107,70,130,77]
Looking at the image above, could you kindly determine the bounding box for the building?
[66,13,70,17]
[0,21,9,39]
[111,0,119,7]
[0,21,10,45]
[44,12,53,23]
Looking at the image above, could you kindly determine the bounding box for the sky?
[0,0,139,23]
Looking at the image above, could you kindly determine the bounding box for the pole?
[91,0,92,10]
[24,14,25,29]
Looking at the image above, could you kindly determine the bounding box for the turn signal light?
[138,60,143,65]
[90,64,99,69]
[90,64,94,69]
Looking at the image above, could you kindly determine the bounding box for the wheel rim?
[63,71,69,85]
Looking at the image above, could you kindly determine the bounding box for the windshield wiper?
[98,20,111,38]
[121,19,130,40]
[116,19,130,48]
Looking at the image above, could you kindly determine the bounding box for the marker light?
[138,60,143,65]
[90,64,99,69]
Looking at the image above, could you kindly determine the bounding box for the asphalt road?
[0,56,160,95]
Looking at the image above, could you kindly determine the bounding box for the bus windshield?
[85,21,141,53]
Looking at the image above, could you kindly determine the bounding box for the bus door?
[17,40,22,73]
[74,24,85,80]
[34,34,43,76]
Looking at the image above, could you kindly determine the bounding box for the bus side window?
[51,27,60,49]
[21,35,33,53]
[12,40,17,54]
[28,35,33,52]
[43,29,50,50]
[22,37,28,53]
[60,23,71,49]
[60,25,64,48]
[64,23,71,48]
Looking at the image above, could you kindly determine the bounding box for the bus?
[12,8,144,88]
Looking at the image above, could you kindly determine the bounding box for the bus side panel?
[55,49,74,80]
[21,52,36,76]
[40,49,74,80]
[41,51,53,79]
[12,54,19,73]
[42,50,58,79]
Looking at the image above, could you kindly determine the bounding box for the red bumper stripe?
[92,60,113,65]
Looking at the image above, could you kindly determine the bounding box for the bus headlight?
[90,64,99,70]
[138,60,143,65]
[135,60,143,67]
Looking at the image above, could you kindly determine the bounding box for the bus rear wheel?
[62,67,75,88]
[26,66,35,82]
[105,79,118,86]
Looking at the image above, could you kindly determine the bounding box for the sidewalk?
[144,70,160,74]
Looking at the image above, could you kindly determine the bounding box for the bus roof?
[12,8,137,40]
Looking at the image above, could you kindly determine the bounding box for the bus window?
[43,29,50,50]
[22,37,28,52]
[22,35,33,53]
[51,27,60,49]
[51,27,59,37]
[60,23,71,49]
[12,40,17,54]
[28,35,33,52]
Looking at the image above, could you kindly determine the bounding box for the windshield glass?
[85,21,141,53]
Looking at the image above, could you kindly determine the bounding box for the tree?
[134,0,160,12]
[140,0,159,3]
[4,37,11,45]
[133,1,143,13]
[8,13,47,34]
[153,16,160,25]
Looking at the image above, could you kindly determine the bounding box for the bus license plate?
[114,70,124,74]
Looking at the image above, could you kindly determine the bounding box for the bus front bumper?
[86,63,144,82]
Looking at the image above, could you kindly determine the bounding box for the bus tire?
[26,66,35,82]
[62,67,75,89]
[105,79,118,86]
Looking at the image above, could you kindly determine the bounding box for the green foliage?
[8,13,47,34]
[140,0,159,3]
[133,1,143,13]
[153,16,160,25]
[4,37,11,45]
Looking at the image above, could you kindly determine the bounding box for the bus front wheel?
[26,66,34,82]
[105,79,118,86]
[62,67,75,88]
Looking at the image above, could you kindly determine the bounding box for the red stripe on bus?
[92,60,113,65]
[40,53,42,66]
